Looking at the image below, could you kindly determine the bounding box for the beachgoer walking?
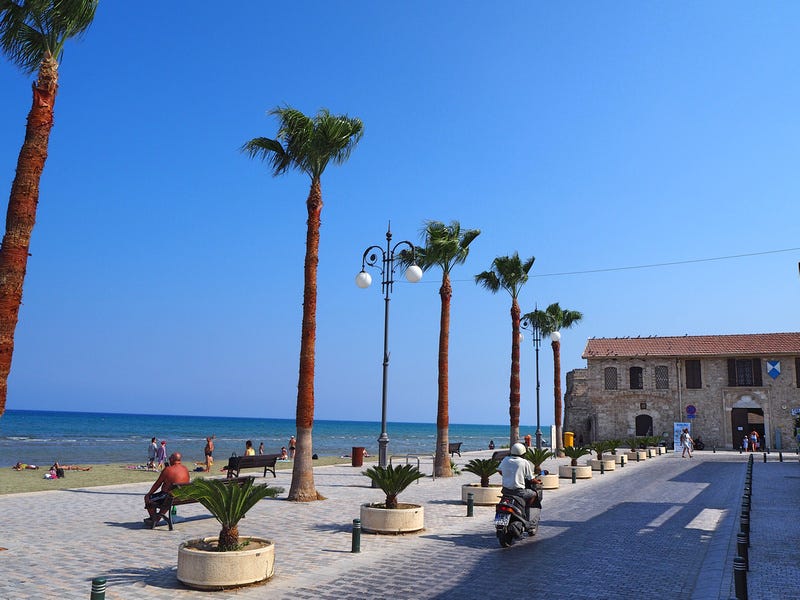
[147,437,157,469]
[156,440,168,469]
[258,442,264,455]
[680,428,693,458]
[750,430,759,452]
[289,435,296,458]
[524,433,532,447]
[245,440,255,456]
[204,436,214,472]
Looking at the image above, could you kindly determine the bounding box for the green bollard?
[571,467,577,484]
[763,452,767,463]
[90,577,106,600]
[734,556,748,600]
[467,492,474,517]
[351,518,361,553]
[779,452,783,462]
[600,461,605,475]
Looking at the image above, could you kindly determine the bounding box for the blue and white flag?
[767,360,781,379]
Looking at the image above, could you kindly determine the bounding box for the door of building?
[635,414,653,437]
[731,408,765,448]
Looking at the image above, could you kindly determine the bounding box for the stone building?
[563,332,800,450]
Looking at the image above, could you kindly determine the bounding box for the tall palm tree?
[523,303,583,453]
[403,220,480,477]
[0,0,98,418]
[243,107,363,502]
[475,253,535,447]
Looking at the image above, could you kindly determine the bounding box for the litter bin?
[564,432,574,448]
[351,446,365,467]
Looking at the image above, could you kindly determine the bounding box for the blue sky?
[1,2,799,428]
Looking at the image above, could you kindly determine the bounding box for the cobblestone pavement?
[0,449,796,599]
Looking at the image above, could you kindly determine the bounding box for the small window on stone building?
[727,358,763,387]
[796,358,800,387]
[629,366,643,390]
[604,367,618,390]
[655,365,669,389]
[685,360,702,389]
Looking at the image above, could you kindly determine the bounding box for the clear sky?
[1,2,799,427]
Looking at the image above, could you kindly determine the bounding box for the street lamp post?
[521,314,543,450]
[356,224,422,468]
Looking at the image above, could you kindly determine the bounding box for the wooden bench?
[225,453,280,479]
[148,475,255,530]
[448,442,463,457]
[491,450,510,462]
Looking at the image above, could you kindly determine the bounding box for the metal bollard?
[763,452,767,463]
[600,461,605,475]
[734,556,748,600]
[636,452,641,462]
[713,445,716,453]
[779,452,783,462]
[351,518,361,553]
[572,467,577,484]
[467,492,474,517]
[90,577,107,600]
[740,512,750,540]
[737,532,749,570]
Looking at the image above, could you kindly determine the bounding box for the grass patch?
[0,455,354,496]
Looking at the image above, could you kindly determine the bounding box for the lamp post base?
[535,429,543,450]
[378,434,389,469]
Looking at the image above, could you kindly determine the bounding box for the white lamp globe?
[355,271,372,289]
[550,331,561,342]
[405,264,423,283]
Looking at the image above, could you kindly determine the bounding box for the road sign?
[686,405,696,415]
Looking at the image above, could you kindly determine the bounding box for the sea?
[0,410,551,467]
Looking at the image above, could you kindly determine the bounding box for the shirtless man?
[144,452,190,524]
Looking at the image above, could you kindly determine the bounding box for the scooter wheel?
[496,528,514,548]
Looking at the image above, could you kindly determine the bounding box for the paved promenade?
[0,449,797,599]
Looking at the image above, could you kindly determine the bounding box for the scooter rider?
[498,442,537,524]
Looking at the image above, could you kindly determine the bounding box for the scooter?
[494,481,542,547]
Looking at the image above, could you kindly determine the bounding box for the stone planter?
[626,450,647,461]
[539,473,559,489]
[360,503,424,534]
[588,458,616,472]
[613,453,628,466]
[461,483,502,506]
[558,464,592,479]
[646,448,656,458]
[655,446,665,455]
[177,537,274,590]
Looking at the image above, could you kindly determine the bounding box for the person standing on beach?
[289,435,296,459]
[258,442,264,455]
[147,437,157,469]
[155,440,168,469]
[204,436,214,472]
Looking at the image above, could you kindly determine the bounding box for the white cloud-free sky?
[1,2,798,426]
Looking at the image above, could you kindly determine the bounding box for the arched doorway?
[635,414,653,437]
[731,408,764,448]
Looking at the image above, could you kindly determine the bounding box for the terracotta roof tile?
[582,332,800,359]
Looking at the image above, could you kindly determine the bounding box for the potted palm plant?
[461,458,501,505]
[361,464,426,533]
[588,440,616,472]
[625,437,647,462]
[558,445,593,479]
[524,447,558,489]
[171,477,283,590]
[607,438,627,465]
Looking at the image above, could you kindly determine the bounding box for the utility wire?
[438,246,800,283]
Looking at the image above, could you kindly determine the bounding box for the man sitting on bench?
[144,452,190,526]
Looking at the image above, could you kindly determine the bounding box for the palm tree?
[171,478,282,551]
[475,253,535,447]
[243,107,363,501]
[401,220,480,478]
[523,303,582,453]
[0,0,98,418]
[363,464,425,509]
[462,458,499,487]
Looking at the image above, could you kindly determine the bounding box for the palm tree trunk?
[434,276,452,477]
[0,56,59,418]
[509,299,521,446]
[219,524,239,552]
[553,339,562,452]
[288,178,322,501]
